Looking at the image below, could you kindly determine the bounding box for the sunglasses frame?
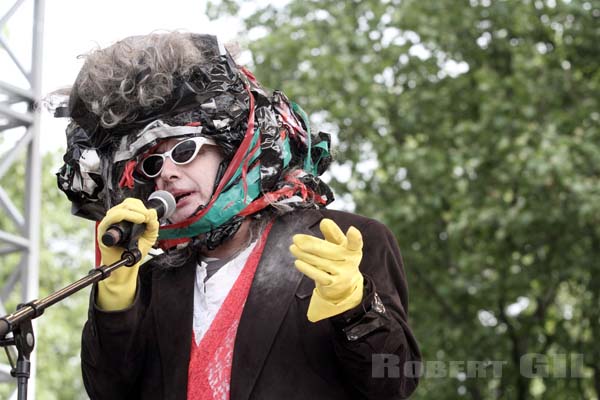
[140,137,217,178]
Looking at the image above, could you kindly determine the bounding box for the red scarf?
[187,221,273,399]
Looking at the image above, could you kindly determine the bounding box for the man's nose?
[159,157,180,181]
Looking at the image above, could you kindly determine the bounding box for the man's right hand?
[96,198,159,311]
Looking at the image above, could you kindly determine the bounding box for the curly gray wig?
[74,32,208,128]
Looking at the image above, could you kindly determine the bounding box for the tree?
[0,150,93,399]
[210,1,599,398]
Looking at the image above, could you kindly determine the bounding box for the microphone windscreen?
[148,190,176,219]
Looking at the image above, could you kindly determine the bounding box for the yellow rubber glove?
[96,198,159,311]
[290,218,364,322]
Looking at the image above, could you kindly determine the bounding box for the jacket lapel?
[230,210,323,400]
[154,260,196,399]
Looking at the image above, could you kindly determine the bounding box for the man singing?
[55,32,420,399]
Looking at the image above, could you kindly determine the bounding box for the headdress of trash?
[55,33,333,249]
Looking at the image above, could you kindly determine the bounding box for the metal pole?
[0,0,45,396]
[21,0,45,397]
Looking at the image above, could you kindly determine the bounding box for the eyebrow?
[155,140,177,153]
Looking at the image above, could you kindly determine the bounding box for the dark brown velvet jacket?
[81,209,421,399]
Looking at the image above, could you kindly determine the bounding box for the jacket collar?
[230,209,323,400]
[154,259,196,399]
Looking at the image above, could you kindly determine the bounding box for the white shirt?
[192,241,258,345]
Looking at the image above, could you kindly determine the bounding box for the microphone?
[101,190,176,248]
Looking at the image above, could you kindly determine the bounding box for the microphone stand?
[0,248,142,400]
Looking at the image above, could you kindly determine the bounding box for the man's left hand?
[290,219,364,322]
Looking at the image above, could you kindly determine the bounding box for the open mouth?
[175,192,193,204]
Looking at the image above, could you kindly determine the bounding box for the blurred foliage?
[0,150,93,399]
[212,0,599,399]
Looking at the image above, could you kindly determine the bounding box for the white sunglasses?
[140,137,216,178]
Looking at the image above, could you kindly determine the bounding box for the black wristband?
[330,275,388,341]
